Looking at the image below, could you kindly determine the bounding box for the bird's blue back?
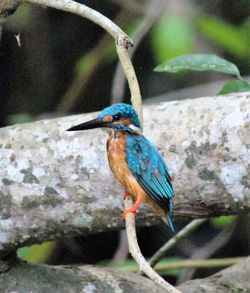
[126,134,174,229]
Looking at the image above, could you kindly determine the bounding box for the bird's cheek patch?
[121,119,132,125]
[103,115,113,122]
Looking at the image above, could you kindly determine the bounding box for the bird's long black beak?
[67,118,110,131]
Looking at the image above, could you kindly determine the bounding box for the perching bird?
[67,103,175,232]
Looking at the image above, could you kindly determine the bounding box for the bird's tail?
[166,213,175,232]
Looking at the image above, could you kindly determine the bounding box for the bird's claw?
[124,191,130,198]
[122,208,138,220]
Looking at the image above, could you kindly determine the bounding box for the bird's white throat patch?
[128,124,142,134]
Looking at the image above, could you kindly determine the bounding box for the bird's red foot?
[122,197,142,220]
[122,207,138,220]
[124,191,130,198]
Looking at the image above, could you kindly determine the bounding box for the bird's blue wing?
[126,135,174,214]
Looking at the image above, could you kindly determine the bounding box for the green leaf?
[151,15,195,63]
[219,79,250,95]
[210,216,236,229]
[75,52,96,75]
[197,16,250,59]
[154,54,241,78]
[17,241,56,263]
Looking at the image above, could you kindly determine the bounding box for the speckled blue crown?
[98,103,141,128]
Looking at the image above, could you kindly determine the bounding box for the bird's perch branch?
[0,93,249,255]
[124,197,181,292]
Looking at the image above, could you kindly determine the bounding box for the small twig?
[149,219,208,268]
[124,196,181,293]
[177,223,235,284]
[111,0,166,105]
[154,257,246,272]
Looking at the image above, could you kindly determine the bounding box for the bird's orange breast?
[107,133,147,202]
[107,132,167,221]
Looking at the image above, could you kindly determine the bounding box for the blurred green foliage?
[17,241,56,263]
[6,113,34,125]
[75,52,97,75]
[151,14,250,63]
[197,16,250,60]
[151,15,195,63]
[5,3,33,29]
[210,215,236,229]
[75,19,140,75]
[100,257,183,277]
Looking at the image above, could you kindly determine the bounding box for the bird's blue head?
[67,103,141,133]
[99,103,141,129]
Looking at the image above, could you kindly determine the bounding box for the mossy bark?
[178,257,250,293]
[0,257,249,292]
[0,261,166,293]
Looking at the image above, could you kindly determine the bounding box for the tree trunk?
[0,93,249,255]
[0,257,249,292]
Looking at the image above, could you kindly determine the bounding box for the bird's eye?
[113,114,122,121]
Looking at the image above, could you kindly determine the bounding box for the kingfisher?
[67,103,175,232]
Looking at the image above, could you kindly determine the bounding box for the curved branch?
[124,196,181,293]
